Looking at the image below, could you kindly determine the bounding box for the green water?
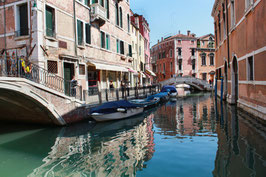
[0,93,265,177]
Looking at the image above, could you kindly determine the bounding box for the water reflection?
[29,114,155,177]
[0,93,265,177]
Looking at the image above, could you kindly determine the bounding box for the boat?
[161,85,178,97]
[151,92,170,102]
[89,100,144,122]
[129,95,160,109]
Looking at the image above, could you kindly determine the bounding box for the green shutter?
[77,20,83,45]
[117,39,120,53]
[101,31,105,48]
[106,35,109,50]
[85,24,91,44]
[46,7,53,37]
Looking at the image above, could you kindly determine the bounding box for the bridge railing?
[0,58,83,101]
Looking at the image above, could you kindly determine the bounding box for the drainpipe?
[73,0,77,56]
[225,0,230,100]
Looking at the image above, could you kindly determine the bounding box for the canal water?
[0,93,265,177]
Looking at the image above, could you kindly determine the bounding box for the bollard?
[220,76,224,102]
[215,77,218,100]
[98,90,102,104]
[116,88,119,101]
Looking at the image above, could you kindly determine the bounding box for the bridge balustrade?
[0,58,83,101]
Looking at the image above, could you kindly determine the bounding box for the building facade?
[0,0,141,94]
[196,34,216,82]
[212,0,266,119]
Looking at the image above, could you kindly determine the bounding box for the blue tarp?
[161,85,177,93]
[150,92,169,99]
[90,100,139,114]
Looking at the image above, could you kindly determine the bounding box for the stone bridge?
[0,61,87,125]
[160,76,213,91]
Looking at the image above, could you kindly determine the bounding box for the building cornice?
[211,0,221,17]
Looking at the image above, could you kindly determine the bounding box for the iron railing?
[0,57,83,101]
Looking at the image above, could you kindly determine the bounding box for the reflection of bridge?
[160,76,213,91]
[0,60,86,125]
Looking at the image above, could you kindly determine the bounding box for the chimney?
[187,30,191,36]
[161,37,163,42]
[178,30,181,34]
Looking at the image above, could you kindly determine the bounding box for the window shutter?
[85,24,91,44]
[46,8,53,37]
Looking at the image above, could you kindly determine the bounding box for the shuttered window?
[77,20,83,45]
[128,44,132,57]
[117,39,120,53]
[106,34,110,50]
[101,31,105,48]
[85,23,91,44]
[46,6,55,37]
[120,41,124,55]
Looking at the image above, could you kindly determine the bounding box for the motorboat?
[129,95,160,110]
[89,100,144,122]
[161,85,178,97]
[151,92,170,102]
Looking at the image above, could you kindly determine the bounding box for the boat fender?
[117,108,127,113]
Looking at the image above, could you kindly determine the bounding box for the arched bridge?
[160,76,213,91]
[0,61,87,125]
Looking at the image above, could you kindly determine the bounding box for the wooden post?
[116,88,119,101]
[105,89,108,102]
[98,90,102,104]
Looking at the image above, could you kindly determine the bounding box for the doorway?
[231,57,238,104]
[64,62,75,96]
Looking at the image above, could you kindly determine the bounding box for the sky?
[130,0,215,46]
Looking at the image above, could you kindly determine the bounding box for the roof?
[198,33,215,40]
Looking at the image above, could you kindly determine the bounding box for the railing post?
[116,88,119,101]
[98,90,102,104]
[105,89,108,102]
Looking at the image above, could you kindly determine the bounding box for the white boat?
[91,107,144,122]
[89,100,144,122]
[170,92,177,97]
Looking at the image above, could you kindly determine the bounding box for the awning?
[88,61,128,72]
[145,69,156,77]
[139,72,146,78]
[128,68,138,74]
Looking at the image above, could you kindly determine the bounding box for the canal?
[0,93,265,177]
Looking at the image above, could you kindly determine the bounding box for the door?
[64,63,74,96]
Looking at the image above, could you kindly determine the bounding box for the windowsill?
[77,45,85,50]
[14,35,30,41]
[45,35,57,42]
[76,0,91,10]
[115,25,123,31]
[100,47,112,54]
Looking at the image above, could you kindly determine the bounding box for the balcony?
[90,3,107,26]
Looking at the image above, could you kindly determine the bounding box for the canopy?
[90,100,139,114]
[88,61,128,72]
[145,69,156,77]
[161,85,177,93]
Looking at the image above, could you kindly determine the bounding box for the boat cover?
[90,100,139,114]
[161,85,177,93]
[149,92,169,99]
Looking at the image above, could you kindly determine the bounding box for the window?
[120,40,124,55]
[163,63,166,74]
[46,6,55,38]
[119,7,123,28]
[201,54,206,66]
[117,39,120,53]
[79,64,85,75]
[192,59,195,70]
[170,62,172,73]
[99,0,104,7]
[85,23,91,44]
[127,14,130,32]
[47,61,58,74]
[178,48,182,56]
[231,0,235,27]
[191,48,195,56]
[106,34,110,50]
[101,31,105,48]
[247,56,254,81]
[178,59,182,70]
[77,20,84,45]
[84,0,89,6]
[139,46,141,56]
[17,3,29,37]
[170,49,173,58]
[218,12,221,41]
[197,40,200,48]
[128,44,132,57]
[115,3,119,26]
[216,68,222,80]
[105,0,109,19]
[210,54,214,66]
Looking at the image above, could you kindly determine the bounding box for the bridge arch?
[0,81,66,125]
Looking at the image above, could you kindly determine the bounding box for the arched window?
[115,3,119,26]
[119,7,123,28]
[209,53,214,66]
[201,53,206,66]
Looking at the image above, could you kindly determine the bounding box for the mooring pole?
[220,76,224,102]
[215,77,218,100]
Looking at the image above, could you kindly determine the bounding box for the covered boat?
[150,92,170,102]
[89,100,144,122]
[161,85,178,97]
[129,95,160,109]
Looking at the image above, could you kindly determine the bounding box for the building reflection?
[29,114,155,177]
[154,93,217,136]
[213,100,266,177]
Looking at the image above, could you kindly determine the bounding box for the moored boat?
[89,100,144,122]
[129,95,160,110]
[151,92,170,102]
[161,85,178,98]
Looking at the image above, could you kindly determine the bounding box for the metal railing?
[0,57,83,101]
